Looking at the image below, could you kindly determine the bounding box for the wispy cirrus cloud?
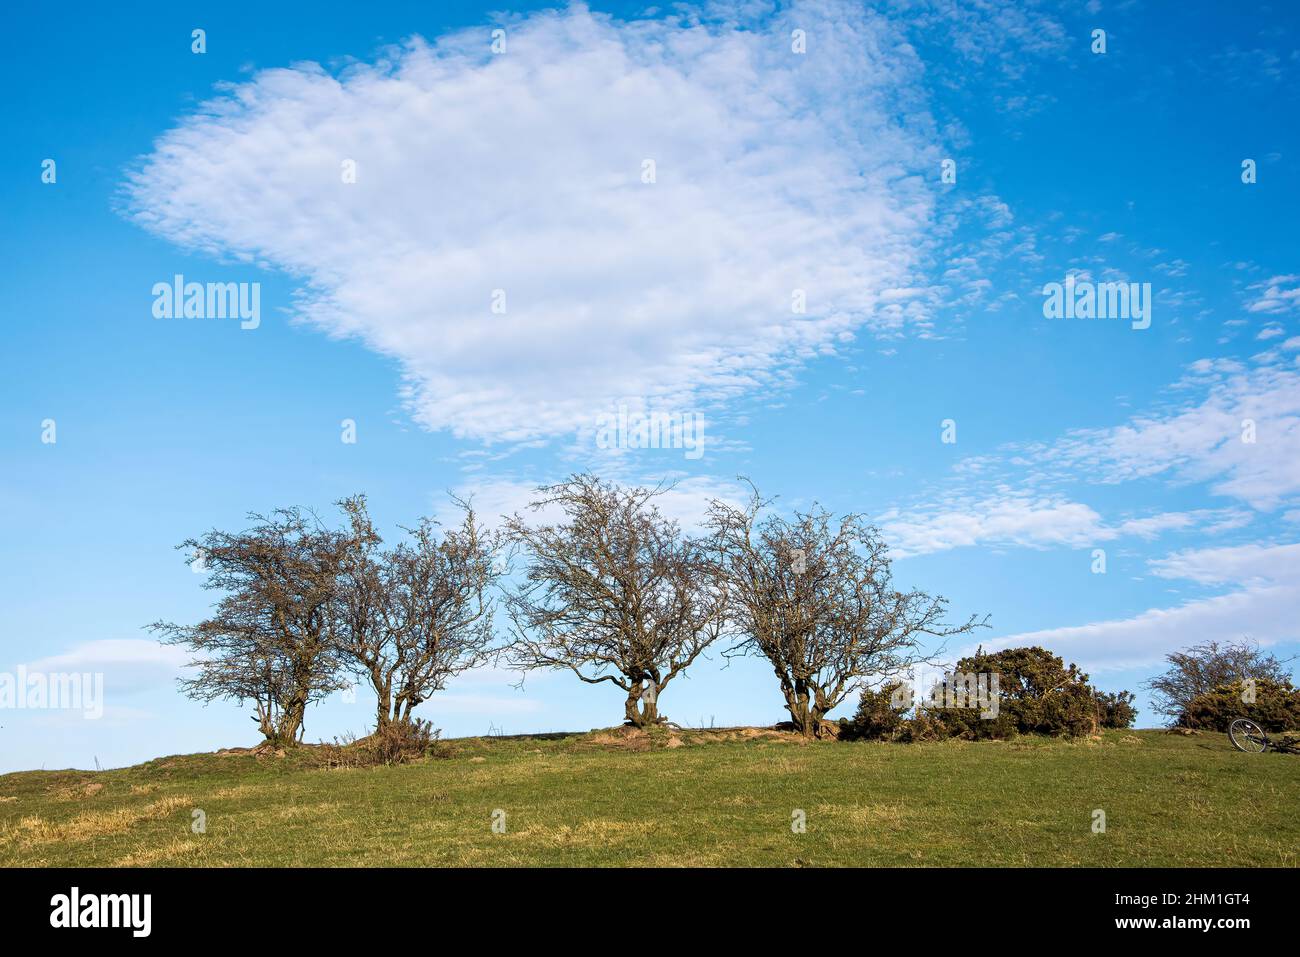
[878,351,1299,558]
[879,493,1247,559]
[19,639,188,696]
[979,541,1300,672]
[1032,356,1300,509]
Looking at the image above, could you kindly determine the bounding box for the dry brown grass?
[47,779,105,802]
[0,795,192,849]
[114,837,204,867]
[507,819,659,847]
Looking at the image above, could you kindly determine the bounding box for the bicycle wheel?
[1229,718,1268,753]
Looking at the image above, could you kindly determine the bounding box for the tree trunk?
[782,684,826,738]
[624,681,661,728]
[255,699,276,741]
[782,683,812,737]
[277,694,307,746]
[375,688,395,732]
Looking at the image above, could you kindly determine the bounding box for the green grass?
[1,727,1296,866]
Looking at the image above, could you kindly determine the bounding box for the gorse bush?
[1096,690,1138,730]
[847,647,1136,741]
[932,647,1098,739]
[1180,678,1300,733]
[845,684,907,741]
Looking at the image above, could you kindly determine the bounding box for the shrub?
[313,718,441,768]
[368,717,440,764]
[1145,638,1294,725]
[1096,690,1138,730]
[1180,678,1300,732]
[932,646,1098,739]
[895,707,947,742]
[845,684,907,741]
[846,647,1143,742]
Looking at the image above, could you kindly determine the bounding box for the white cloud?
[1036,358,1300,510]
[980,587,1299,672]
[20,639,188,695]
[1246,274,1300,314]
[1148,541,1300,585]
[876,354,1299,558]
[980,542,1300,671]
[887,0,1067,81]
[879,494,1243,559]
[881,495,1104,557]
[124,1,947,447]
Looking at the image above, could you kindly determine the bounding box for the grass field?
[1,727,1296,867]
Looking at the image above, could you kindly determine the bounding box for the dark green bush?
[845,683,907,741]
[932,646,1096,739]
[846,646,1138,741]
[895,707,947,742]
[1180,678,1300,732]
[1096,690,1138,729]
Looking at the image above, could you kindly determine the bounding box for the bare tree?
[503,474,725,727]
[1144,638,1295,725]
[334,496,502,730]
[152,504,361,746]
[706,483,986,738]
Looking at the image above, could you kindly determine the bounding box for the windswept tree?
[152,503,364,746]
[1145,638,1295,726]
[707,483,986,738]
[503,474,725,727]
[334,496,503,731]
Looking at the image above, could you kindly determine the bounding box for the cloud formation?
[21,639,188,696]
[1037,357,1300,509]
[125,1,949,447]
[980,541,1300,672]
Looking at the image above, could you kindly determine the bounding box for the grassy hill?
[2,727,1296,867]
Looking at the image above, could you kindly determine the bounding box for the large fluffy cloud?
[124,1,947,445]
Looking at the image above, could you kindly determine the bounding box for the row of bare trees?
[155,475,984,742]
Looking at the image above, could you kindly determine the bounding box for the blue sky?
[2,0,1299,772]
